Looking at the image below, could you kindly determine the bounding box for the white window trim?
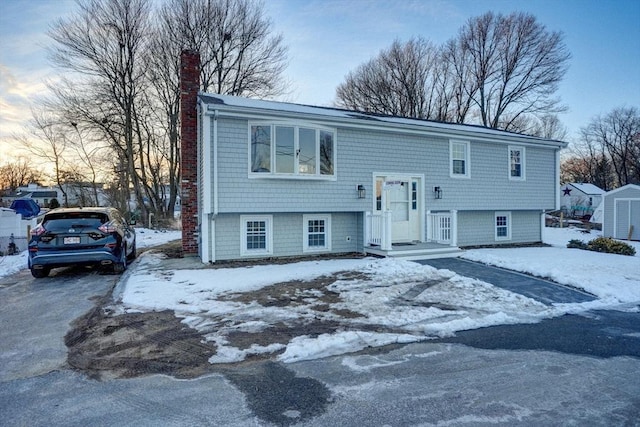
[449,140,470,178]
[303,214,331,253]
[495,211,512,241]
[240,215,273,256]
[508,145,526,181]
[248,121,337,180]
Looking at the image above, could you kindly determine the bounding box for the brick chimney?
[180,50,200,255]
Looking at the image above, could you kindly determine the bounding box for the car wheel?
[113,244,127,274]
[31,267,50,278]
[127,242,137,261]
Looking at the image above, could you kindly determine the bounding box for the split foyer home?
[179,51,568,262]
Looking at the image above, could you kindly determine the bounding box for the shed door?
[615,199,640,240]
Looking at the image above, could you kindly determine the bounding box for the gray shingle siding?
[456,210,542,247]
[212,212,362,261]
[210,117,558,215]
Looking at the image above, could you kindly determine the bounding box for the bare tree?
[531,114,567,141]
[141,0,289,218]
[581,107,640,187]
[335,12,569,133]
[158,0,288,97]
[336,38,441,119]
[48,0,160,219]
[17,110,71,206]
[69,121,108,206]
[456,12,570,131]
[439,37,479,124]
[0,159,42,192]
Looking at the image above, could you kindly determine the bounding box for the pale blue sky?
[1,0,639,159]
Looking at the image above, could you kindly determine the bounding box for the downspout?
[211,108,218,263]
[555,149,561,210]
[200,105,212,263]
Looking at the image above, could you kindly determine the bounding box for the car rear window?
[43,212,109,231]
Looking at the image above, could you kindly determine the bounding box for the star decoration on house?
[562,187,572,196]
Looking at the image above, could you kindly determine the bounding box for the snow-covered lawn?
[2,225,637,364]
[463,227,640,305]
[114,226,639,364]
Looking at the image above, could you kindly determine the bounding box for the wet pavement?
[418,257,596,304]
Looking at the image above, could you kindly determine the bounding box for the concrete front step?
[365,245,463,260]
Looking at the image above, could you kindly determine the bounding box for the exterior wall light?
[434,186,442,199]
[357,185,366,199]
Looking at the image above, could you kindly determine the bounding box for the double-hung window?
[303,214,331,252]
[509,146,525,180]
[250,123,336,179]
[240,215,273,256]
[495,212,511,241]
[450,140,470,178]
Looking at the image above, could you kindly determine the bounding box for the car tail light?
[31,225,46,236]
[98,222,117,233]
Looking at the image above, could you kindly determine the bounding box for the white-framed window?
[495,211,512,241]
[509,146,525,180]
[303,214,331,252]
[240,215,273,256]
[249,122,336,179]
[450,140,470,178]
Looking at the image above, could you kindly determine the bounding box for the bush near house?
[567,237,636,256]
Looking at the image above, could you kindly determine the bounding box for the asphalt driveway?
[418,257,596,304]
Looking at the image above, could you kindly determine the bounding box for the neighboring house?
[3,184,60,208]
[0,207,38,254]
[601,184,640,241]
[61,182,109,207]
[179,51,567,262]
[560,183,604,217]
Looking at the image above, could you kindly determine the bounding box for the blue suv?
[28,207,136,278]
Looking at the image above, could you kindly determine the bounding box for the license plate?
[64,237,81,244]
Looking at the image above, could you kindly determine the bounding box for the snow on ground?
[0,227,181,279]
[3,224,638,364]
[463,227,640,305]
[115,226,640,364]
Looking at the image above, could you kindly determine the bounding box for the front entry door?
[378,176,421,243]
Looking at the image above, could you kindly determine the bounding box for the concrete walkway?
[417,258,596,305]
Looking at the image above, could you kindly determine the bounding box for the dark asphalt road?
[419,257,640,359]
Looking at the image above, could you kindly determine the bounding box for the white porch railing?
[365,211,392,250]
[426,210,458,246]
[366,210,458,250]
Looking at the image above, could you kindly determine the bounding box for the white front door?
[376,176,422,243]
